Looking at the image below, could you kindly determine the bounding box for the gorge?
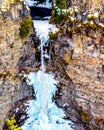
[0,0,104,130]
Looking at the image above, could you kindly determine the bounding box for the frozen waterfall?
[22,0,74,130]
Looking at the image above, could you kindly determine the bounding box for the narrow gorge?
[0,0,104,130]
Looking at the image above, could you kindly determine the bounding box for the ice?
[21,1,74,129]
[33,20,58,44]
[21,72,74,130]
[33,20,58,72]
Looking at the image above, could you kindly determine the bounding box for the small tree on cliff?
[19,16,32,38]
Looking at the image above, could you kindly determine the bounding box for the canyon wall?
[0,1,38,129]
[50,22,104,130]
[50,0,104,129]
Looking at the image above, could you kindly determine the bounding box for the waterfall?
[21,1,74,130]
[33,20,57,72]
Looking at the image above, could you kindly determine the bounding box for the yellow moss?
[69,16,77,23]
[64,52,70,64]
[0,119,2,124]
[87,14,93,20]
[81,112,91,123]
[6,115,21,130]
[50,32,58,41]
[87,21,97,29]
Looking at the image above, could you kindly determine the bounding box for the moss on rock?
[50,32,58,41]
[5,115,21,130]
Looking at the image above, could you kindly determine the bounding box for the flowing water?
[22,1,74,130]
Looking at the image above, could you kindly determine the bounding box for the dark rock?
[18,53,36,68]
[102,64,104,72]
[0,91,3,96]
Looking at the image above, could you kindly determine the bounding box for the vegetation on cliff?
[50,32,58,41]
[50,0,67,23]
[4,115,21,130]
[50,0,104,31]
[19,16,32,38]
[55,0,66,9]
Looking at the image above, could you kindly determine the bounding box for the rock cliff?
[49,0,104,129]
[0,1,39,129]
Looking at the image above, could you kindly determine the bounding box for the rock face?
[49,0,104,129]
[0,1,39,129]
[50,31,104,130]
[50,24,104,129]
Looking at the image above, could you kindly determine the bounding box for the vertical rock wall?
[50,0,104,129]
[0,1,37,129]
[50,29,104,130]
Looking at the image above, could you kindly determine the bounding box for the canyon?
[0,0,104,130]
